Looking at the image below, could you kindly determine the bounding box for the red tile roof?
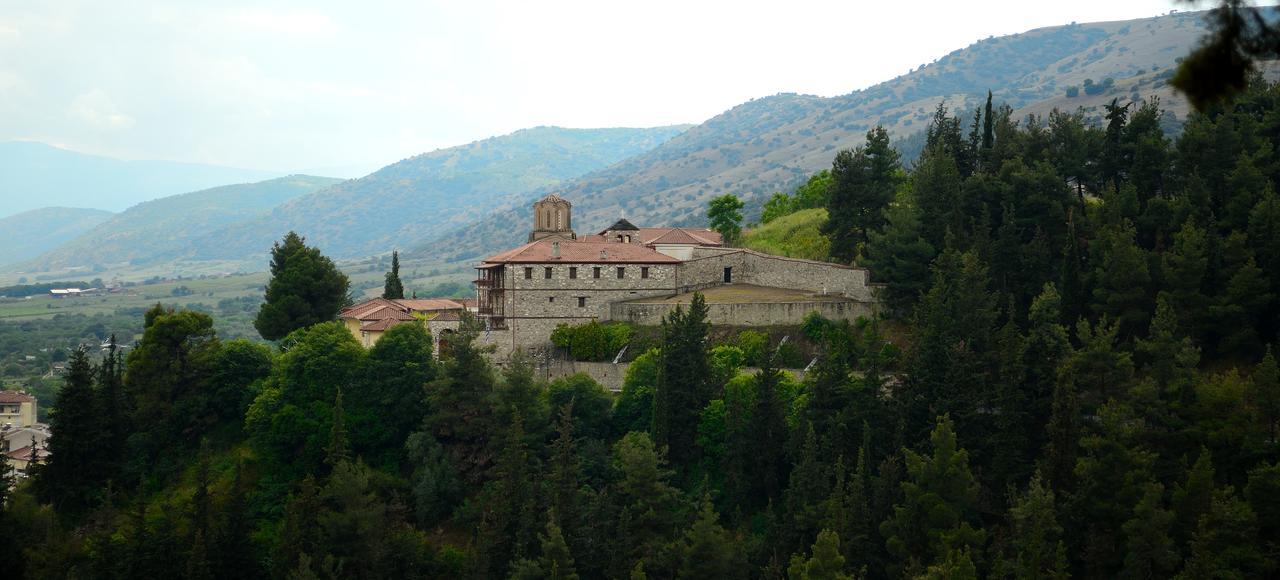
[638,227,723,246]
[395,299,465,311]
[0,391,35,404]
[482,239,680,264]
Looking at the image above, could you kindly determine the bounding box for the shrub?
[550,320,632,361]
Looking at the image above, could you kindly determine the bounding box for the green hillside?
[0,207,113,267]
[187,125,690,262]
[24,175,340,271]
[429,10,1262,260]
[742,208,831,261]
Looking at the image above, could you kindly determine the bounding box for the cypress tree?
[750,350,788,505]
[325,387,351,470]
[37,346,101,519]
[382,250,404,299]
[653,293,710,468]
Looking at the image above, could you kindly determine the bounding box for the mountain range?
[7,10,1253,276]
[0,141,281,217]
[422,11,1224,261]
[0,207,115,267]
[27,175,343,271]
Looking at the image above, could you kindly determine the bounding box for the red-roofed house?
[340,297,466,349]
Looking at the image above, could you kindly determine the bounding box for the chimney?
[552,241,561,259]
[600,249,608,260]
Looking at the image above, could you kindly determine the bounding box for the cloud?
[230,8,338,37]
[68,89,135,130]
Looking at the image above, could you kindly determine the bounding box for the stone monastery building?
[468,194,879,357]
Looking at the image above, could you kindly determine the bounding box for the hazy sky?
[0,0,1187,176]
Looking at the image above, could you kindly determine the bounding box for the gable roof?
[646,227,722,246]
[482,239,680,264]
[0,391,35,404]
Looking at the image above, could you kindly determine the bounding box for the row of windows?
[547,296,590,307]
[524,265,650,280]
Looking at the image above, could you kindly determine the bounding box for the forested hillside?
[187,126,689,262]
[0,207,113,267]
[5,66,1280,579]
[25,176,341,271]
[428,10,1245,260]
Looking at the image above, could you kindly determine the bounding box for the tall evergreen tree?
[864,200,936,316]
[255,231,351,341]
[1250,347,1280,443]
[382,250,404,300]
[36,346,102,519]
[653,293,710,468]
[879,415,985,577]
[749,350,788,505]
[823,126,902,261]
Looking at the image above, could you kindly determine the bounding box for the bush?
[550,321,632,361]
[1065,85,1080,98]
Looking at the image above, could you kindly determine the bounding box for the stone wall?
[533,359,808,393]
[681,248,877,301]
[611,298,873,327]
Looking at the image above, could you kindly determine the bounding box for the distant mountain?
[427,10,1240,260]
[186,126,690,262]
[0,141,281,217]
[26,175,341,271]
[0,207,114,267]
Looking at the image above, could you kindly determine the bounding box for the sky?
[0,0,1188,176]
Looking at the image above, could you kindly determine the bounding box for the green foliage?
[381,250,404,300]
[653,293,711,468]
[761,171,833,224]
[824,126,903,262]
[550,320,632,362]
[708,193,746,246]
[255,232,351,341]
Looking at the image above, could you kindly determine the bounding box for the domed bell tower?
[529,194,576,242]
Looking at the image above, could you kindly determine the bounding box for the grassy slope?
[741,208,831,261]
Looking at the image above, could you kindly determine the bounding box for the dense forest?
[4,75,1280,579]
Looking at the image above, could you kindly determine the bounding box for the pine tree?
[823,126,902,261]
[1090,220,1151,338]
[1249,347,1280,443]
[1120,483,1179,579]
[36,346,102,519]
[255,231,351,340]
[1162,221,1211,340]
[609,432,685,578]
[863,200,936,316]
[788,529,852,580]
[785,424,829,551]
[998,471,1068,580]
[879,416,985,576]
[912,146,965,251]
[382,250,405,299]
[677,492,743,578]
[750,350,788,505]
[653,293,711,468]
[1172,448,1216,550]
[539,510,580,580]
[546,403,585,559]
[1177,490,1267,579]
[1136,294,1200,390]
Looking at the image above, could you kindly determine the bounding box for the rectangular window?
[524,267,533,279]
[549,296,555,303]
[569,267,578,279]
[577,296,586,307]
[593,267,601,279]
[616,267,625,279]
[641,266,650,279]
[544,267,553,279]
